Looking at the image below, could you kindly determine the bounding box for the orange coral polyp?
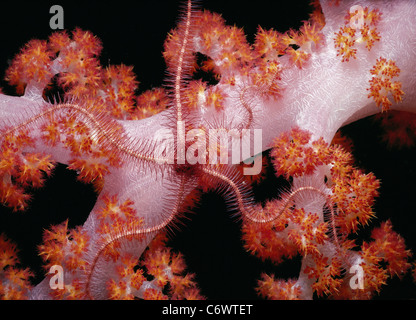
[206,86,225,110]
[100,64,139,117]
[256,274,302,300]
[254,26,286,57]
[5,39,53,93]
[68,158,109,184]
[367,57,404,112]
[286,47,311,69]
[334,7,382,62]
[271,127,329,178]
[97,194,138,222]
[287,208,328,256]
[298,21,324,48]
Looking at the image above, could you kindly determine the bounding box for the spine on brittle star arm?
[175,0,194,123]
[164,0,199,164]
[1,102,166,169]
[202,166,340,239]
[203,165,344,257]
[237,86,255,130]
[85,177,186,299]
